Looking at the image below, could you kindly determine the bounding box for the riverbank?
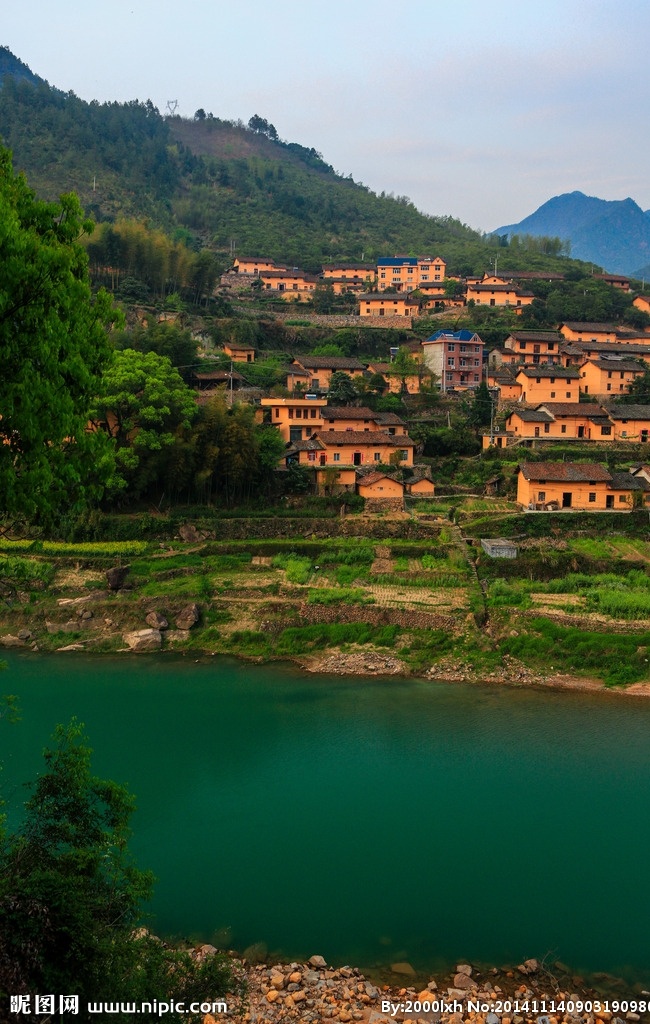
[196,947,650,1023]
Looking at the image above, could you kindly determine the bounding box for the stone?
[17,629,32,640]
[122,628,162,652]
[270,973,284,990]
[309,955,327,969]
[293,990,306,1002]
[56,643,86,652]
[457,964,473,976]
[146,611,169,630]
[106,565,130,590]
[79,609,94,620]
[266,989,279,1003]
[179,523,203,543]
[175,603,200,630]
[517,959,539,974]
[165,629,191,643]
[0,634,25,647]
[46,620,80,634]
[391,962,416,977]
[453,972,474,990]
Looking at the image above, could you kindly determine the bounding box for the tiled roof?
[469,284,534,295]
[562,322,619,332]
[604,404,650,420]
[357,472,404,487]
[285,438,327,453]
[359,292,419,304]
[321,406,377,420]
[537,403,605,417]
[507,331,562,342]
[315,430,414,447]
[424,329,482,343]
[295,356,366,370]
[374,412,405,424]
[519,462,611,482]
[608,471,649,491]
[585,358,645,372]
[510,410,554,422]
[517,366,580,379]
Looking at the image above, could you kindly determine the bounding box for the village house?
[320,406,408,434]
[562,341,650,369]
[231,256,283,275]
[356,472,405,511]
[503,331,563,364]
[285,430,415,469]
[465,281,534,309]
[559,322,619,343]
[405,470,435,497]
[223,341,255,362]
[515,365,581,404]
[321,263,376,293]
[517,461,644,510]
[633,294,650,317]
[358,292,420,318]
[260,396,327,443]
[421,330,484,390]
[579,356,645,397]
[486,367,522,401]
[258,268,318,301]
[376,256,447,292]
[288,356,366,393]
[602,404,650,442]
[594,273,631,291]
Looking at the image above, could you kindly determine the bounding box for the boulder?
[517,958,539,975]
[453,972,474,990]
[123,629,162,652]
[0,634,26,647]
[17,629,32,641]
[308,955,327,969]
[390,962,416,977]
[106,565,129,591]
[175,603,200,630]
[146,611,169,630]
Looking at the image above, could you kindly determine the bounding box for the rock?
[175,603,200,630]
[78,609,94,620]
[517,958,539,974]
[17,629,32,641]
[309,955,327,969]
[179,523,202,543]
[456,964,473,976]
[453,972,474,990]
[106,565,129,591]
[390,962,416,977]
[146,611,169,630]
[165,629,191,643]
[56,643,85,652]
[122,629,162,652]
[242,941,267,963]
[266,989,279,1003]
[293,990,306,1002]
[288,971,302,983]
[269,973,284,990]
[46,620,80,635]
[0,634,26,647]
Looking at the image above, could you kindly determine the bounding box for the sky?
[4,0,650,232]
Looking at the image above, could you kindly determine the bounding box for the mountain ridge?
[494,191,650,277]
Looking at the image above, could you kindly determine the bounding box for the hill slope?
[494,191,650,276]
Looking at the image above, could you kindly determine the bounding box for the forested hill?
[0,47,588,276]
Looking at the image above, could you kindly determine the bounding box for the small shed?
[480,538,518,559]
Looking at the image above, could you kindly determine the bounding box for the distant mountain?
[494,191,650,277]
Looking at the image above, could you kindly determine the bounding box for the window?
[447,358,455,367]
[544,424,550,433]
[566,392,571,398]
[333,453,340,462]
[608,371,612,379]
[399,451,408,461]
[535,377,541,384]
[308,451,316,462]
[619,494,627,503]
[561,425,567,434]
[311,408,317,419]
[550,392,556,398]
[607,384,612,391]
[534,345,540,354]
[538,491,546,502]
[622,430,627,437]
[295,408,302,418]
[589,492,596,502]
[288,408,294,419]
[519,341,526,349]
[548,342,555,350]
[374,452,381,462]
[474,375,480,382]
[601,425,611,436]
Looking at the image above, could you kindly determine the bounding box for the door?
[353,452,362,466]
[562,492,572,508]
[606,495,614,509]
[577,426,584,438]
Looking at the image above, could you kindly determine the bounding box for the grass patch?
[275,622,400,655]
[307,588,374,606]
[0,556,56,589]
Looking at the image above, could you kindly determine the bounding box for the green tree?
[327,371,358,405]
[0,720,242,1020]
[618,365,650,405]
[0,148,118,524]
[91,350,198,498]
[113,322,198,380]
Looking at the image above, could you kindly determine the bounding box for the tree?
[0,148,118,524]
[618,365,650,405]
[90,349,198,498]
[327,371,358,405]
[0,720,242,1019]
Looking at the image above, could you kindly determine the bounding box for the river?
[1,652,648,983]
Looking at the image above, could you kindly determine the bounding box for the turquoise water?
[1,652,649,981]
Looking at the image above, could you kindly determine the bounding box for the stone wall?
[200,518,441,540]
[362,497,405,514]
[297,601,459,633]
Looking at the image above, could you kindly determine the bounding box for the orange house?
[321,406,407,434]
[260,397,327,443]
[291,356,366,392]
[562,341,650,368]
[466,283,534,308]
[633,295,650,316]
[259,269,318,301]
[517,462,621,510]
[579,357,645,397]
[603,404,650,442]
[560,322,619,343]
[232,256,282,275]
[515,366,581,403]
[223,341,255,362]
[503,331,563,364]
[358,293,419,318]
[366,362,423,395]
[376,256,446,292]
[594,274,631,290]
[357,473,405,502]
[287,430,414,468]
[321,263,376,292]
[487,369,522,401]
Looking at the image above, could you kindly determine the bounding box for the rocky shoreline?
[196,950,649,1024]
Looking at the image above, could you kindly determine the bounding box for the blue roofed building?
[421,330,485,391]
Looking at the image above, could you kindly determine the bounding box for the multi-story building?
[503,331,563,364]
[358,293,420,318]
[515,365,581,403]
[420,330,484,390]
[579,356,646,397]
[376,256,446,292]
